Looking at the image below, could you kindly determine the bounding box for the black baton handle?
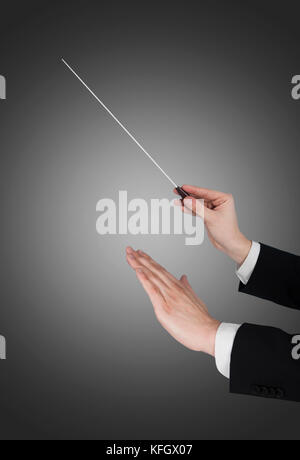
[176,186,191,200]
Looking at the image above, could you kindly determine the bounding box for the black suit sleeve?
[239,244,300,309]
[230,323,300,402]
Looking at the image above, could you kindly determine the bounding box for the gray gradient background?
[0,0,300,440]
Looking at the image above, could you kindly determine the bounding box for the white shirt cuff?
[215,322,241,379]
[236,241,261,285]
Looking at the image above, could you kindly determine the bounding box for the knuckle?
[167,288,179,302]
[150,285,159,295]
[163,303,173,314]
[152,260,162,271]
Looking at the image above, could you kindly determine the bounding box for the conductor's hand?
[174,185,251,266]
[126,247,220,357]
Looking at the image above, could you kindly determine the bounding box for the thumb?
[180,274,192,289]
[180,275,197,296]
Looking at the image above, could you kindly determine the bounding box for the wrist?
[224,233,252,266]
[204,320,221,357]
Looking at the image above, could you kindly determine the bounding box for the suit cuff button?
[251,385,261,395]
[261,386,269,396]
[275,388,285,399]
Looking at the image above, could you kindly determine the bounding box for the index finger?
[179,185,225,201]
[127,248,179,287]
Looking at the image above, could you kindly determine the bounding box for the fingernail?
[183,198,193,208]
[126,246,134,253]
[128,254,135,259]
